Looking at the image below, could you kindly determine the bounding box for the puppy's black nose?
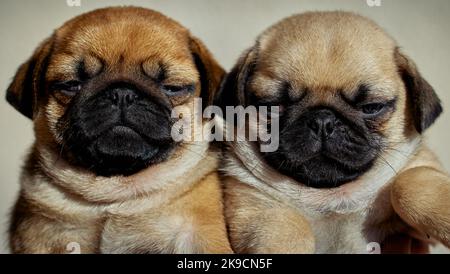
[308,109,336,139]
[107,87,140,107]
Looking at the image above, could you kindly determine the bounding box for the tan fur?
[222,12,450,253]
[8,7,231,254]
[225,178,314,254]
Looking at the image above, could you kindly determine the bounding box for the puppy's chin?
[71,126,175,177]
[264,153,375,189]
[284,155,373,188]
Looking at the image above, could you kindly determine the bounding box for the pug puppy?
[218,12,450,253]
[7,7,232,254]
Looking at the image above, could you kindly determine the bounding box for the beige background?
[0,0,449,254]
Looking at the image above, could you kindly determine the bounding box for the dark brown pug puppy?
[7,7,231,254]
[218,11,450,253]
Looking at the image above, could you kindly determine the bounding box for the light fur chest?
[304,211,375,254]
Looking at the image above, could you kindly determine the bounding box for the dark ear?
[395,48,442,133]
[190,36,225,109]
[6,37,53,119]
[215,47,256,108]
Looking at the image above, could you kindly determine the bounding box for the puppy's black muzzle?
[62,82,176,177]
[264,107,380,188]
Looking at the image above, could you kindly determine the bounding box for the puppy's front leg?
[10,195,101,254]
[225,178,315,254]
[391,167,450,248]
[101,173,233,254]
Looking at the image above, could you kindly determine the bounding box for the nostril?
[111,92,119,105]
[324,121,335,136]
[125,93,138,105]
[107,87,140,107]
[309,121,320,134]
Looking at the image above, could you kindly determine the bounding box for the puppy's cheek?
[44,98,67,144]
[365,105,398,135]
[378,120,409,149]
[169,93,194,106]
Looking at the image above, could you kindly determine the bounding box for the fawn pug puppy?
[218,12,450,253]
[7,7,232,254]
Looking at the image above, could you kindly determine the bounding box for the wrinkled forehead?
[255,15,400,95]
[47,18,197,81]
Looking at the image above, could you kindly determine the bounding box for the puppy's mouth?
[65,121,176,177]
[263,144,377,189]
[95,125,160,159]
[77,124,174,177]
[284,154,374,189]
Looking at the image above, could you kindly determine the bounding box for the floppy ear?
[215,47,257,108]
[189,36,225,109]
[6,37,53,119]
[395,48,442,133]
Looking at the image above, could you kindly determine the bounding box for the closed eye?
[360,98,397,117]
[51,80,82,95]
[162,84,195,95]
[361,103,385,115]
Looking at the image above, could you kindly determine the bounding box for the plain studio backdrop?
[0,0,449,254]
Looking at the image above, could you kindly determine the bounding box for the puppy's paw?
[391,167,450,248]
